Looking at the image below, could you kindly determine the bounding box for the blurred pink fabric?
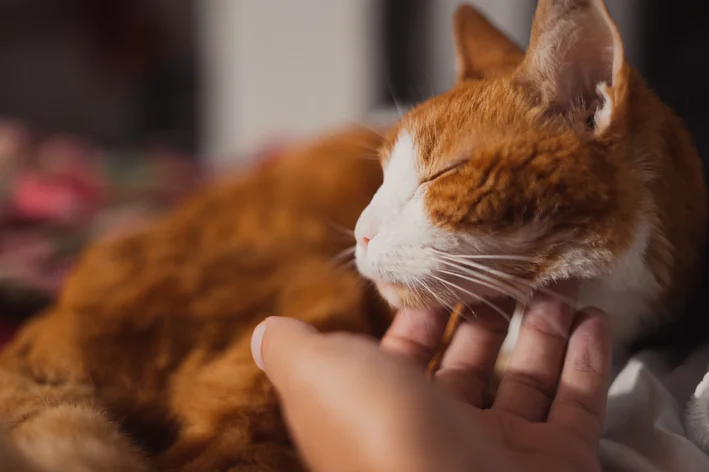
[0,119,205,347]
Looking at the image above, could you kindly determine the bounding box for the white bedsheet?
[601,345,709,471]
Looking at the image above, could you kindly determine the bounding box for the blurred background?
[0,0,707,337]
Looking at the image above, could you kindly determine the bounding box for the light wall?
[200,1,643,170]
[200,0,379,170]
[429,0,536,95]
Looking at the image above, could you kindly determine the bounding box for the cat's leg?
[156,326,305,472]
[0,369,153,472]
[158,261,378,471]
[11,404,153,472]
[0,310,87,385]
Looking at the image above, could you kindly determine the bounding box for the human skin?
[251,280,611,472]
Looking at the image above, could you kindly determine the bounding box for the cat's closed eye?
[421,159,469,185]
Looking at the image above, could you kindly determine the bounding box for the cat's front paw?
[10,404,152,472]
[1,311,87,386]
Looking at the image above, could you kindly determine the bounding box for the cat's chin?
[374,280,474,310]
[375,282,407,308]
[375,280,514,313]
[375,281,448,310]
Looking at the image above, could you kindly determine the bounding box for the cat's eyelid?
[421,157,469,184]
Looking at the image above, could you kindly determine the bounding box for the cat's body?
[0,127,392,471]
[577,73,706,349]
[0,1,706,471]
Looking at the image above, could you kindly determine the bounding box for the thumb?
[249,316,436,472]
[251,316,319,385]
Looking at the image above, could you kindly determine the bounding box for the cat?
[0,126,392,471]
[353,0,707,359]
[0,1,706,471]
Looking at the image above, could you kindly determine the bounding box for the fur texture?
[0,127,392,471]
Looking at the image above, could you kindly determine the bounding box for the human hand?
[251,280,611,472]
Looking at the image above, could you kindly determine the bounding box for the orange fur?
[0,127,392,471]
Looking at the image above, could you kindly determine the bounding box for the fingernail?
[251,320,268,370]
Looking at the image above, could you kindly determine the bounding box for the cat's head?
[355,0,649,309]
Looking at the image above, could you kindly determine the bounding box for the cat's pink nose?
[355,211,379,250]
[358,231,378,250]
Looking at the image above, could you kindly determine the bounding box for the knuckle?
[504,370,556,401]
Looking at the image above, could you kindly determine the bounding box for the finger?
[251,317,318,370]
[250,316,448,472]
[435,298,516,407]
[548,307,612,446]
[252,316,422,409]
[380,308,450,368]
[492,280,579,421]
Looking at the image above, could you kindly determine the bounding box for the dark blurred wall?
[633,2,709,354]
[639,1,709,179]
[0,0,197,153]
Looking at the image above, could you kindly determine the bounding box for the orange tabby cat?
[354,0,707,356]
[0,1,706,471]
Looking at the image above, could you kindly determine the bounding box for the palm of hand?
[470,408,603,472]
[377,281,609,472]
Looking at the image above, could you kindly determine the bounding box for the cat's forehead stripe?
[381,130,419,200]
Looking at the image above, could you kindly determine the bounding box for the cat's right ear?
[453,4,525,82]
[516,0,631,135]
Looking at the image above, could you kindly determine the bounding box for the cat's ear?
[518,0,630,134]
[453,4,525,81]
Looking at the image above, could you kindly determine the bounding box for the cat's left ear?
[517,0,630,135]
[453,4,525,81]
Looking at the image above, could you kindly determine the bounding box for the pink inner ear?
[524,1,623,120]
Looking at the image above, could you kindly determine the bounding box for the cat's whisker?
[440,254,543,296]
[435,252,578,309]
[428,274,511,322]
[348,151,382,161]
[415,277,454,313]
[428,273,479,314]
[348,122,386,139]
[386,78,406,119]
[329,234,358,244]
[431,249,537,263]
[437,268,525,302]
[333,258,357,273]
[338,136,383,155]
[415,278,482,328]
[347,144,383,158]
[331,245,356,263]
[324,219,356,239]
[432,256,527,299]
[433,257,521,291]
[413,276,481,324]
[327,246,359,274]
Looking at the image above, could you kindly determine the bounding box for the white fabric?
[600,345,709,471]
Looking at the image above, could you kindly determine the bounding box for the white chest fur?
[500,218,664,377]
[577,219,663,348]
